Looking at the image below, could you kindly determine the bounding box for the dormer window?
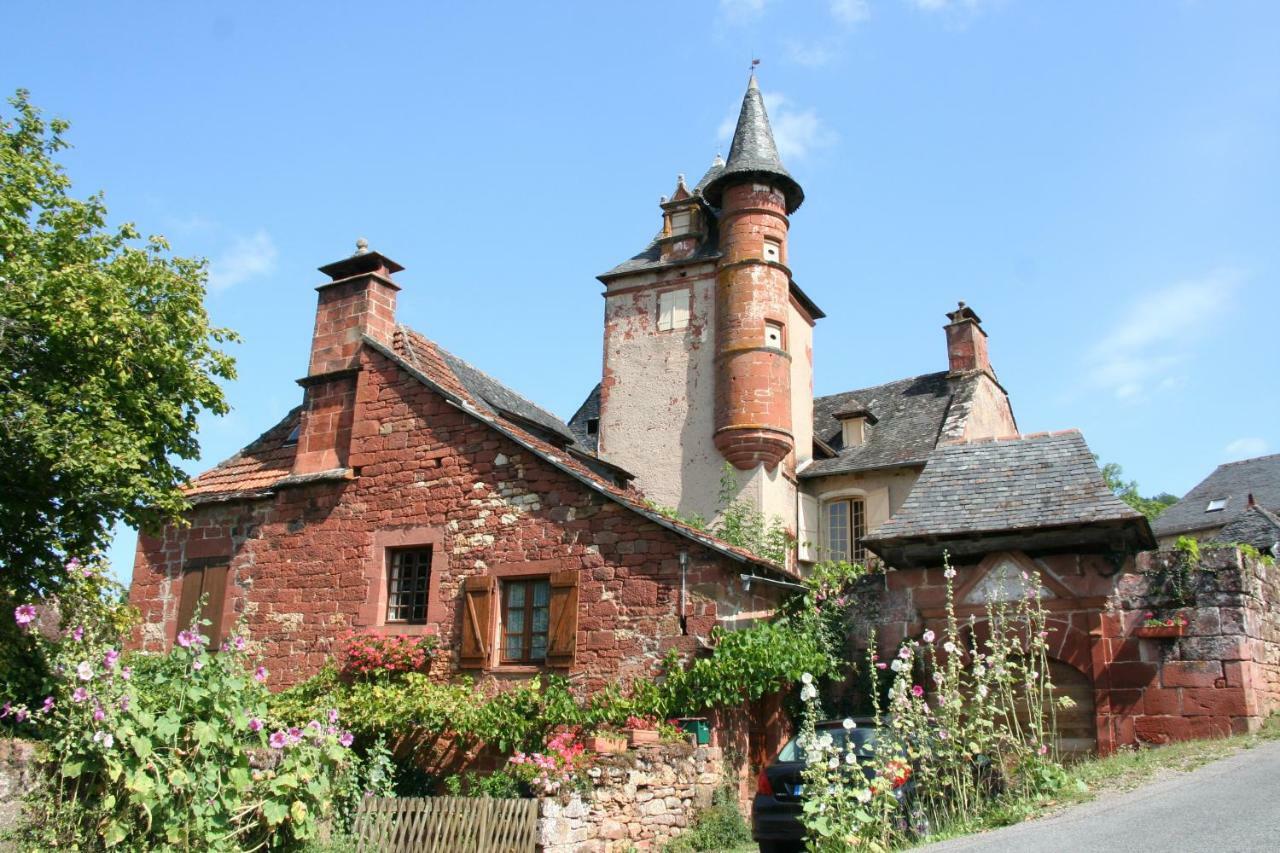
[586,418,599,436]
[670,209,693,235]
[1206,498,1228,512]
[763,238,781,263]
[833,402,877,448]
[765,321,785,350]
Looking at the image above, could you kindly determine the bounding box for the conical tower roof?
[702,75,804,213]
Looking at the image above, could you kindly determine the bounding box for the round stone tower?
[702,74,805,471]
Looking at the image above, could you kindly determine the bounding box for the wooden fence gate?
[352,796,538,852]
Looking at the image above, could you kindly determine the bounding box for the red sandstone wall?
[130,348,778,692]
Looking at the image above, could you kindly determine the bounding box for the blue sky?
[5,1,1277,584]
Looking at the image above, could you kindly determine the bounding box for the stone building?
[1152,453,1280,552]
[130,74,1277,757]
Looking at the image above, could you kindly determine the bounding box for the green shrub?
[663,787,752,852]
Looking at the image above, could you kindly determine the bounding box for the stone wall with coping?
[537,742,727,853]
[0,739,37,836]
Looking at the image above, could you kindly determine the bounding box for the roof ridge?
[1217,452,1280,468]
[952,429,1081,447]
[815,370,950,403]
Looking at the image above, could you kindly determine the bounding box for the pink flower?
[875,662,888,670]
[898,646,911,660]
[103,649,120,668]
[13,605,36,627]
[72,687,89,704]
[248,718,263,732]
[911,684,924,698]
[176,630,195,648]
[339,731,355,748]
[233,636,247,651]
[287,727,302,746]
[269,730,287,749]
[118,696,130,711]
[192,660,204,671]
[328,708,340,724]
[1038,744,1048,756]
[120,667,133,681]
[922,629,936,644]
[254,666,268,683]
[93,707,106,722]
[72,626,84,642]
[41,696,55,713]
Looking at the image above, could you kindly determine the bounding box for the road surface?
[919,739,1280,852]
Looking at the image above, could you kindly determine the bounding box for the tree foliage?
[0,90,236,594]
[1099,460,1177,521]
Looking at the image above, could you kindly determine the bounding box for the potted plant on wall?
[584,724,627,755]
[1135,611,1189,639]
[624,715,660,747]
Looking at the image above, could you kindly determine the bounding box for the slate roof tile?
[1152,453,1280,538]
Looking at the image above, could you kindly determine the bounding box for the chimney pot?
[944,302,991,375]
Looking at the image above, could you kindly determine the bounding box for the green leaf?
[131,735,152,759]
[61,760,83,778]
[262,799,289,826]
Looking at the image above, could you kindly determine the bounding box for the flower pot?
[586,735,627,754]
[626,728,660,747]
[1135,625,1186,639]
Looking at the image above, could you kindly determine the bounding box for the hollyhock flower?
[233,636,247,651]
[890,660,904,673]
[269,730,288,749]
[77,662,93,681]
[192,660,204,671]
[1038,744,1048,756]
[843,718,856,730]
[119,696,130,711]
[922,629,936,644]
[93,730,114,749]
[14,708,28,723]
[339,731,355,748]
[944,566,957,580]
[72,626,84,641]
[120,667,133,681]
[72,687,89,703]
[41,697,55,713]
[248,718,263,732]
[977,685,989,699]
[328,708,340,724]
[14,605,36,627]
[939,729,949,741]
[254,666,268,683]
[800,684,817,701]
[898,646,911,660]
[827,756,839,770]
[801,672,813,685]
[104,649,120,668]
[857,788,872,804]
[0,703,10,718]
[287,727,303,745]
[93,706,106,722]
[326,725,338,736]
[177,630,195,648]
[845,752,857,765]
[911,684,924,698]
[876,662,887,670]
[943,641,957,654]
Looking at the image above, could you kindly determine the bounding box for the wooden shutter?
[546,571,580,668]
[797,494,820,562]
[459,575,495,670]
[175,566,204,637]
[202,563,229,648]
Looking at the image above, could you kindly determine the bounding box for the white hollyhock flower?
[843,718,855,729]
[890,659,904,673]
[857,788,872,803]
[801,672,814,685]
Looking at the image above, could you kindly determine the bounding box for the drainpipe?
[679,550,689,634]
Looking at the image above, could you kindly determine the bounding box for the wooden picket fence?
[352,796,538,852]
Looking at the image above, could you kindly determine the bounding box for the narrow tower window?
[763,238,781,263]
[658,290,691,331]
[764,321,785,350]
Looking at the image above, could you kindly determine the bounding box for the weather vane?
[751,57,760,73]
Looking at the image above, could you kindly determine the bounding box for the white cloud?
[718,91,837,162]
[1084,268,1242,401]
[718,0,773,25]
[907,0,980,10]
[1224,437,1269,460]
[785,39,837,68]
[830,0,871,25]
[207,230,278,292]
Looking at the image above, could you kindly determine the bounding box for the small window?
[1206,499,1228,512]
[502,578,551,664]
[658,290,691,332]
[387,548,432,624]
[284,423,301,446]
[826,498,867,563]
[586,418,599,436]
[670,209,693,234]
[763,239,781,263]
[765,321,785,350]
[177,560,229,649]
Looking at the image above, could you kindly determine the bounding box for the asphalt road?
[919,739,1280,853]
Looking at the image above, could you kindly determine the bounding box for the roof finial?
[677,173,686,187]
[354,237,369,256]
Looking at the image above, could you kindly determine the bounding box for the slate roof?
[802,372,980,478]
[1152,453,1280,539]
[702,75,804,214]
[1212,505,1280,554]
[864,430,1152,545]
[182,329,785,573]
[567,383,602,452]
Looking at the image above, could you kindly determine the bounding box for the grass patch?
[910,716,1280,847]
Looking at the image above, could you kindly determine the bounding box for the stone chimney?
[944,301,991,376]
[292,240,403,475]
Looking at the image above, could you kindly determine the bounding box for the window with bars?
[386,548,432,624]
[501,577,551,664]
[826,498,867,563]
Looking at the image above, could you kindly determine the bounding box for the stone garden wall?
[0,739,37,836]
[537,743,727,853]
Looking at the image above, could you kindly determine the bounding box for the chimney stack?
[292,241,403,475]
[944,301,991,376]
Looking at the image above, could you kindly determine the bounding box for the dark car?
[752,718,918,853]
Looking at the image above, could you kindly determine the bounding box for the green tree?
[0,90,236,595]
[1099,460,1177,521]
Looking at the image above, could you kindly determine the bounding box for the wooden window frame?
[359,528,447,636]
[500,577,552,665]
[385,547,432,625]
[175,557,232,650]
[825,497,867,563]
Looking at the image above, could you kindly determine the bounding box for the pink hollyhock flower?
[41,696,55,713]
[119,696,130,711]
[120,667,133,681]
[0,703,10,718]
[248,718,263,732]
[1038,744,1048,756]
[72,626,84,642]
[898,646,911,660]
[339,731,355,748]
[93,707,106,722]
[233,636,247,651]
[14,605,36,627]
[328,708,340,724]
[922,629,936,644]
[192,660,204,671]
[287,727,302,746]
[875,662,888,670]
[269,730,287,749]
[911,685,924,698]
[944,566,957,580]
[72,687,89,703]
[254,666,268,683]
[176,630,195,648]
[103,649,120,668]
